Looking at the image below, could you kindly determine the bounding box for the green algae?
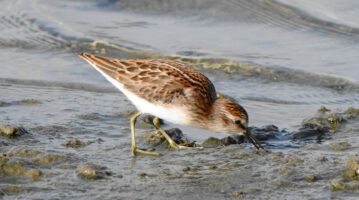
[63,139,87,148]
[18,99,40,105]
[280,167,291,175]
[346,157,359,171]
[77,164,98,180]
[318,106,330,114]
[202,137,225,148]
[282,157,304,164]
[330,181,359,191]
[14,150,41,158]
[328,142,351,151]
[141,115,163,125]
[342,158,359,181]
[301,107,352,134]
[2,162,42,179]
[304,174,316,182]
[330,181,346,191]
[0,125,28,138]
[140,131,164,145]
[3,186,27,193]
[344,107,359,115]
[34,154,65,165]
[232,191,244,198]
[342,170,358,181]
[140,128,200,148]
[0,99,40,108]
[327,114,343,130]
[0,125,16,137]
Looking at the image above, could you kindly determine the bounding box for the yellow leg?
[131,112,161,156]
[153,117,203,150]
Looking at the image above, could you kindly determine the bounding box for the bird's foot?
[168,141,203,150]
[132,147,161,156]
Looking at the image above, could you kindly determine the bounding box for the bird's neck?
[193,98,229,131]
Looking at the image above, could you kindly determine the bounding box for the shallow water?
[1,0,359,199]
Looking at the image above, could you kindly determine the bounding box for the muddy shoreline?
[1,85,359,199]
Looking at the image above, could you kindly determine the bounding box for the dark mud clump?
[293,106,359,140]
[77,164,99,179]
[248,125,278,141]
[77,164,111,180]
[63,139,87,148]
[304,174,319,182]
[201,125,277,148]
[202,135,245,148]
[0,125,28,138]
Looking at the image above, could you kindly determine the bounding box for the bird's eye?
[235,120,242,125]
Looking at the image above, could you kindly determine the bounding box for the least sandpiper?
[78,53,263,156]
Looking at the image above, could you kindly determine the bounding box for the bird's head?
[215,98,263,149]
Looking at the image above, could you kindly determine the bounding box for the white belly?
[87,61,189,125]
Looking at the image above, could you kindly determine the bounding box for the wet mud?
[1,84,359,199]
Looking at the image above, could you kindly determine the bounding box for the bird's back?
[78,53,217,112]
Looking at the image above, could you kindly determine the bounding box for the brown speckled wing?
[78,53,217,110]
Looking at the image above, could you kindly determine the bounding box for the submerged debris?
[0,125,28,138]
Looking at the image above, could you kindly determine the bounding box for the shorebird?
[78,53,263,156]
